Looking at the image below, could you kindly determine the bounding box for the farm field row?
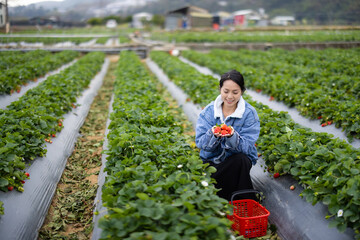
[0,51,106,216]
[150,30,360,43]
[0,46,359,239]
[149,50,359,237]
[94,51,234,239]
[0,35,130,46]
[0,50,80,94]
[39,57,116,239]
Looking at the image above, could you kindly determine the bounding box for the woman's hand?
[212,125,234,138]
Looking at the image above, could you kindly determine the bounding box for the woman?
[195,70,260,201]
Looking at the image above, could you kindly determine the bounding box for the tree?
[87,17,102,26]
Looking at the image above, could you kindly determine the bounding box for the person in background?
[195,69,260,201]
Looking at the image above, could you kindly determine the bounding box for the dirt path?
[38,56,117,240]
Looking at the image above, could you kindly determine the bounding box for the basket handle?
[230,189,264,205]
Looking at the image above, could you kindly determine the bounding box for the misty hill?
[9,0,360,25]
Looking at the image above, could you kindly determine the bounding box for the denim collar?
[214,94,245,122]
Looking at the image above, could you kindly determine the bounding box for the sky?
[7,0,63,7]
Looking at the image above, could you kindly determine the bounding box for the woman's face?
[220,80,242,108]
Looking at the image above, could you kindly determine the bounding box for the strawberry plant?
[0,50,49,71]
[99,51,232,239]
[0,36,94,45]
[181,48,360,140]
[0,51,106,215]
[150,50,360,237]
[0,50,80,95]
[150,30,360,43]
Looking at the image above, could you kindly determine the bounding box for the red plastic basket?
[227,192,270,238]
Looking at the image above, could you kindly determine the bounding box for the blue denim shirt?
[195,95,260,165]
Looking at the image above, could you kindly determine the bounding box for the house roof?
[167,5,209,15]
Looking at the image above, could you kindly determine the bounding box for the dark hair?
[219,70,246,93]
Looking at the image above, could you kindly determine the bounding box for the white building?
[232,9,267,27]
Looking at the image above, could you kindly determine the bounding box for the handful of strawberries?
[212,123,234,137]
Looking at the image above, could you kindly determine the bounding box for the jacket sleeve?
[195,109,221,151]
[224,109,260,157]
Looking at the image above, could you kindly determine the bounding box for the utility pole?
[5,0,9,33]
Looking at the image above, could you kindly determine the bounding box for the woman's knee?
[227,153,252,167]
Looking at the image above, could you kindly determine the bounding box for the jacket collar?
[214,94,245,121]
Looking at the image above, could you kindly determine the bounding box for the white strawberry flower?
[337,209,343,217]
[177,164,183,168]
[201,181,209,187]
[217,211,225,216]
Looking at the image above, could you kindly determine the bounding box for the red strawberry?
[225,126,232,133]
[290,185,295,190]
[213,126,221,133]
[327,121,332,125]
[8,186,14,191]
[274,172,280,178]
[52,134,56,138]
[321,123,327,127]
[221,130,228,135]
[21,180,25,184]
[25,172,30,177]
[269,96,274,101]
[317,116,322,119]
[58,122,62,127]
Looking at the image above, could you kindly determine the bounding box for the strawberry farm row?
[149,51,360,237]
[181,48,360,141]
[0,51,106,215]
[97,51,233,239]
[0,37,93,44]
[150,30,360,43]
[0,50,49,71]
[0,50,80,94]
[0,36,130,45]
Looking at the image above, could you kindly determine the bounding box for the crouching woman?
[195,70,260,201]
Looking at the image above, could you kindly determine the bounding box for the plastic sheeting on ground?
[91,95,114,240]
[0,58,110,240]
[0,59,77,110]
[146,57,355,240]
